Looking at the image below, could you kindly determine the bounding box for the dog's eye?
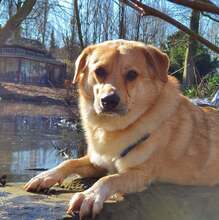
[126,70,138,81]
[95,67,107,79]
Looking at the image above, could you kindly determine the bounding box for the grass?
[183,73,219,98]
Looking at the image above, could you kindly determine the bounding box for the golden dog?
[25,40,219,219]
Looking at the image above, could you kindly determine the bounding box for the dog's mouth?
[94,103,128,117]
[101,109,127,117]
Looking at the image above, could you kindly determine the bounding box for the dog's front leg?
[24,155,106,192]
[67,167,153,219]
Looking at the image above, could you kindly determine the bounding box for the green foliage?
[183,87,198,98]
[183,73,219,98]
[195,53,219,77]
[162,31,219,81]
[162,31,188,81]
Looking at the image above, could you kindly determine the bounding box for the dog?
[25,40,219,219]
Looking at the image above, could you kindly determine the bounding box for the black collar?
[119,133,150,158]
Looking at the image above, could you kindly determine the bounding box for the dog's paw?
[67,184,109,219]
[24,168,64,192]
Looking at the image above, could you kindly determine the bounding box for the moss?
[60,177,99,192]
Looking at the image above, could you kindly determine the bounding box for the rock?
[0,183,73,220]
[1,182,219,220]
[92,184,219,220]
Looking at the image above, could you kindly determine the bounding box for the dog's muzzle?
[100,92,120,112]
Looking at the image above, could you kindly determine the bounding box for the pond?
[0,101,85,183]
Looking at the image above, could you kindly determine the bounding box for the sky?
[0,0,218,48]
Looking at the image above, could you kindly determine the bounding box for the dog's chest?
[87,127,126,172]
[89,149,117,173]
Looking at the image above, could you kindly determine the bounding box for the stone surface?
[1,182,219,220]
[0,183,73,220]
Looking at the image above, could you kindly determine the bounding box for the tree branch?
[201,12,219,22]
[168,0,219,15]
[0,0,36,46]
[121,0,219,54]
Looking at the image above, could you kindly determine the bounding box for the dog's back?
[157,97,219,186]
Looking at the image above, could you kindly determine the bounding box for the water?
[0,101,85,182]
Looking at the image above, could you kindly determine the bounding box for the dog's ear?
[143,45,169,83]
[73,47,92,84]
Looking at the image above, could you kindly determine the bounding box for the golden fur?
[25,40,219,219]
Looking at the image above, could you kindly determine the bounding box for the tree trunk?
[103,1,110,41]
[119,1,126,39]
[0,0,36,46]
[42,0,49,46]
[70,2,77,43]
[74,0,84,49]
[134,0,142,41]
[14,0,22,41]
[183,9,200,87]
[8,0,13,18]
[92,1,99,44]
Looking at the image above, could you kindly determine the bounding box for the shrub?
[183,73,219,98]
[162,31,219,82]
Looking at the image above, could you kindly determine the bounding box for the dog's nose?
[101,93,120,111]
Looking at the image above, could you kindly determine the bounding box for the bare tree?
[42,0,49,46]
[134,5,141,40]
[119,1,126,38]
[0,0,36,46]
[183,9,201,86]
[121,0,219,53]
[120,0,219,87]
[74,0,84,49]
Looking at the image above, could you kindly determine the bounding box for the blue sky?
[0,0,218,48]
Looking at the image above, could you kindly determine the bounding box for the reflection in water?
[0,112,85,182]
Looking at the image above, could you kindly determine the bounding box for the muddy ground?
[0,82,78,107]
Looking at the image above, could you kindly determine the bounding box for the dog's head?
[73,40,169,130]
